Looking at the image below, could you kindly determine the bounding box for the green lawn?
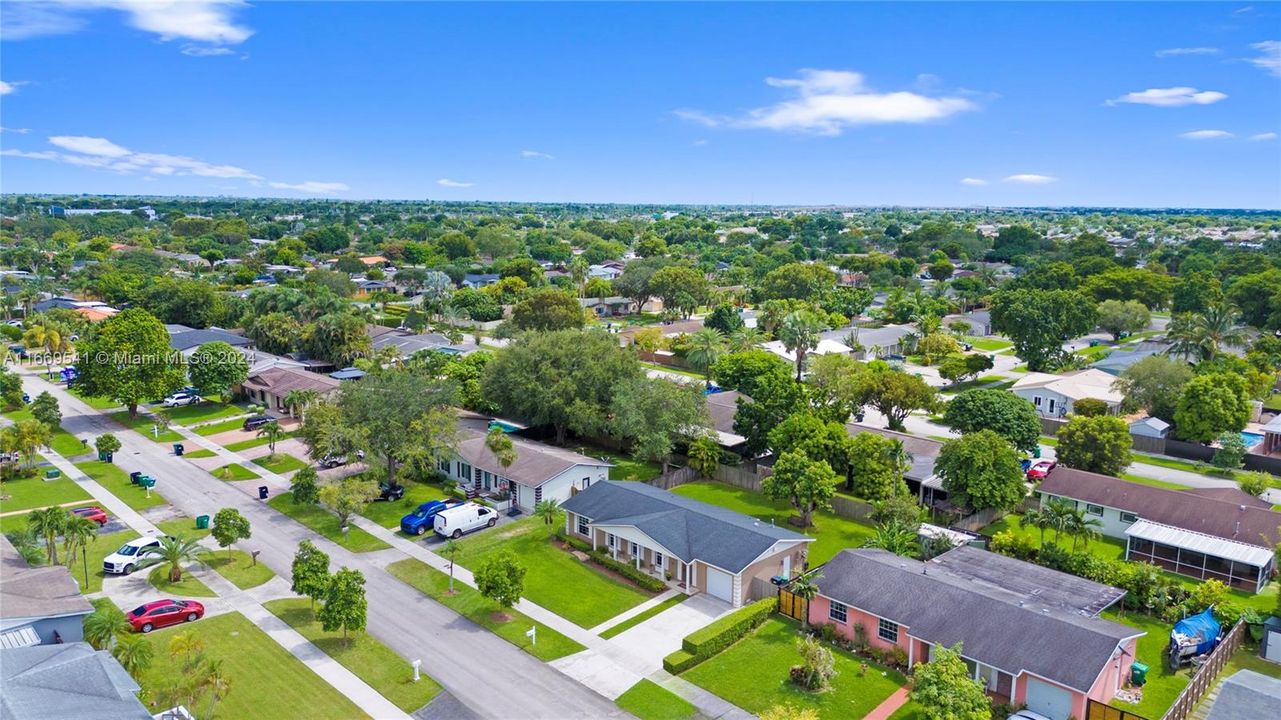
[572,444,663,482]
[386,557,585,662]
[70,388,121,410]
[965,336,1012,352]
[75,529,140,594]
[156,516,212,541]
[1011,364,1030,373]
[671,482,877,565]
[267,492,391,552]
[1104,610,1187,719]
[194,417,253,436]
[0,471,91,511]
[223,431,300,453]
[161,402,247,427]
[264,598,441,713]
[615,679,698,720]
[252,453,308,475]
[887,701,927,720]
[213,463,260,481]
[451,517,652,628]
[147,564,217,597]
[939,374,1010,394]
[202,550,274,590]
[75,460,168,510]
[1265,392,1281,412]
[980,513,1127,562]
[1131,452,1235,480]
[3,408,88,457]
[684,617,907,719]
[1119,473,1189,491]
[361,479,449,529]
[600,594,690,639]
[185,448,217,458]
[136,611,368,720]
[108,411,184,442]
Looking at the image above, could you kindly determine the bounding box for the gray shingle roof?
[1204,670,1281,720]
[845,423,941,482]
[817,547,1140,693]
[0,537,93,623]
[168,327,251,352]
[454,432,609,487]
[0,643,150,720]
[561,481,811,573]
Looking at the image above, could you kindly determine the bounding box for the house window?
[483,471,492,489]
[577,515,589,535]
[655,552,664,568]
[1086,504,1104,517]
[1048,398,1056,414]
[829,601,848,624]
[630,542,639,557]
[582,477,591,489]
[1120,512,1138,523]
[606,533,615,548]
[1033,396,1042,407]
[877,618,899,643]
[534,486,542,503]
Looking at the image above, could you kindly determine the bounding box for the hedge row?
[662,597,777,674]
[554,530,667,593]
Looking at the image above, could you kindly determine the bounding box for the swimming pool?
[1241,431,1264,448]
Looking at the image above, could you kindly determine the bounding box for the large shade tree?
[75,308,186,418]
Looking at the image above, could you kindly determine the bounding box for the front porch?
[564,513,693,593]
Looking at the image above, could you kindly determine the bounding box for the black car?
[375,482,406,502]
[242,415,275,431]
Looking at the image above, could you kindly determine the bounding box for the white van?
[433,503,497,539]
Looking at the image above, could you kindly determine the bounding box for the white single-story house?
[560,481,814,606]
[1011,369,1124,418]
[839,324,915,359]
[437,431,611,513]
[760,338,852,365]
[943,310,992,336]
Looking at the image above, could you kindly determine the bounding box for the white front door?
[782,554,791,580]
[705,566,733,603]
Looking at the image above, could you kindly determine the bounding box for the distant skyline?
[1,2,1279,208]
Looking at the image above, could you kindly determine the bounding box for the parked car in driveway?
[162,391,200,407]
[71,506,109,526]
[128,599,205,633]
[103,535,172,575]
[433,503,497,539]
[1026,459,1057,480]
[242,415,275,431]
[400,500,463,535]
[318,450,365,468]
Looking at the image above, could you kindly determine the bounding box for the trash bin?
[104,452,113,464]
[258,486,269,500]
[196,515,210,529]
[1033,446,1042,459]
[141,476,156,489]
[1130,662,1149,687]
[130,471,141,485]
[44,469,60,479]
[172,443,184,456]
[97,450,107,461]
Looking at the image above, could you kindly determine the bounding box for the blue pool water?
[1241,431,1264,448]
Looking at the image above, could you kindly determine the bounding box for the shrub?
[553,528,592,554]
[1072,398,1109,417]
[789,636,837,691]
[588,550,668,592]
[886,645,908,669]
[663,598,776,673]
[987,531,1037,561]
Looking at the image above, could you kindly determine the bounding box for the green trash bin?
[196,515,210,530]
[44,468,60,479]
[1130,661,1149,687]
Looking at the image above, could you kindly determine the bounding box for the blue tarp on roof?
[1173,608,1222,655]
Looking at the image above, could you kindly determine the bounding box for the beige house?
[1011,369,1124,418]
[240,366,341,416]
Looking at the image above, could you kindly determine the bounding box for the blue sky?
[1,1,1278,208]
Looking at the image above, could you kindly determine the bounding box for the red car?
[128,599,205,633]
[72,506,109,526]
[1026,459,1057,480]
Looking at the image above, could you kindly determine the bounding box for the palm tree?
[534,498,561,525]
[256,420,284,459]
[1168,303,1249,362]
[569,257,589,297]
[484,426,517,492]
[778,310,824,382]
[1042,499,1078,546]
[168,631,206,673]
[62,514,98,587]
[10,419,52,468]
[911,312,942,337]
[1060,507,1104,551]
[685,328,727,388]
[201,658,233,720]
[282,389,318,421]
[1019,506,1055,547]
[1,293,18,321]
[443,539,461,593]
[135,536,204,583]
[789,571,823,631]
[84,604,131,650]
[28,506,69,564]
[864,520,921,558]
[728,327,765,353]
[5,528,45,565]
[112,634,154,679]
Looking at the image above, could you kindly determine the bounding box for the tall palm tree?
[485,426,517,489]
[112,634,154,679]
[201,657,234,720]
[728,327,766,353]
[789,571,823,631]
[1168,303,1249,362]
[28,506,69,564]
[135,536,204,583]
[1060,507,1104,551]
[778,310,824,382]
[256,420,285,459]
[1019,506,1055,547]
[1042,499,1078,546]
[84,604,131,650]
[1,293,18,321]
[62,514,98,587]
[685,328,727,388]
[534,498,561,525]
[282,389,318,421]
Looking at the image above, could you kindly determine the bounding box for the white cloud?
[1249,132,1279,141]
[181,44,236,57]
[1234,6,1255,15]
[0,80,27,95]
[437,178,474,188]
[1154,47,1220,57]
[1,1,252,45]
[1246,41,1281,77]
[1003,174,1057,185]
[675,68,978,136]
[1179,129,1234,139]
[960,177,988,186]
[1108,87,1227,107]
[268,181,349,195]
[520,150,554,160]
[49,135,131,157]
[0,127,31,134]
[691,139,709,147]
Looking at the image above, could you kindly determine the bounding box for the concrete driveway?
[608,593,733,671]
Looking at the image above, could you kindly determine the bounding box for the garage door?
[705,566,733,603]
[1025,678,1073,720]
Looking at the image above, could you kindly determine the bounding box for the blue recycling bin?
[173,443,184,456]
[130,471,141,485]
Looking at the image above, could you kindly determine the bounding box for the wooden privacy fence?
[778,587,808,623]
[1086,700,1148,720]
[1159,621,1245,720]
[648,465,698,490]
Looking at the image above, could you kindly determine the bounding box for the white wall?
[1038,493,1136,539]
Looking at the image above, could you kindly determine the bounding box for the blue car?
[400,500,461,536]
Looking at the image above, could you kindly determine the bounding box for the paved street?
[23,372,627,720]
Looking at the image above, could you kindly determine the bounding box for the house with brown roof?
[1037,466,1280,592]
[436,428,613,512]
[705,390,750,449]
[240,366,341,416]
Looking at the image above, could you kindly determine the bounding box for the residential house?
[1011,369,1124,418]
[437,428,612,513]
[371,329,479,358]
[846,423,944,503]
[32,296,119,318]
[240,366,341,416]
[0,643,151,720]
[943,309,992,336]
[1090,346,1167,376]
[1203,670,1281,720]
[705,390,750,450]
[839,324,914,359]
[760,338,852,365]
[581,296,641,317]
[329,367,367,381]
[588,262,625,281]
[0,536,93,647]
[809,546,1142,720]
[561,480,814,606]
[618,318,705,346]
[165,325,253,358]
[1037,467,1280,592]
[462,273,500,289]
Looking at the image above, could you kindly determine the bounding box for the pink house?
[808,547,1143,720]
